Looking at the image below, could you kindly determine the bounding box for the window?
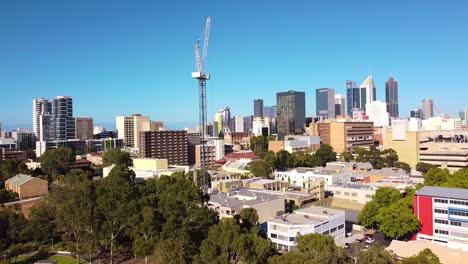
[450,200,468,206]
[335,191,341,195]
[351,193,358,197]
[338,224,344,230]
[451,221,462,227]
[434,209,448,214]
[330,227,337,233]
[289,237,295,242]
[365,194,372,199]
[435,229,449,235]
[450,210,468,217]
[344,192,350,196]
[322,230,330,235]
[271,233,278,238]
[435,219,448,225]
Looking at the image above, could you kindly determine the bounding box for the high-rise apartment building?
[75,118,94,140]
[234,115,244,133]
[411,108,423,119]
[254,99,264,118]
[139,130,188,165]
[53,96,75,140]
[360,76,376,111]
[422,99,434,119]
[346,80,360,116]
[12,129,36,151]
[219,107,232,132]
[316,88,335,119]
[385,76,399,118]
[32,98,52,140]
[334,94,346,117]
[276,90,306,140]
[116,114,150,148]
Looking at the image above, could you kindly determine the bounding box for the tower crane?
[192,16,211,191]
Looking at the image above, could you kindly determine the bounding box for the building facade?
[365,101,389,127]
[411,108,423,119]
[360,76,376,111]
[4,174,48,199]
[75,117,94,140]
[385,76,399,118]
[254,99,264,118]
[32,98,52,140]
[268,207,345,251]
[316,88,335,119]
[422,99,434,119]
[139,130,188,165]
[317,120,374,153]
[414,186,468,251]
[334,94,346,117]
[53,96,75,140]
[234,115,244,133]
[346,80,360,115]
[116,114,150,148]
[276,90,306,140]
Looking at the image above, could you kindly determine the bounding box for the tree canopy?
[102,148,130,166]
[40,147,75,178]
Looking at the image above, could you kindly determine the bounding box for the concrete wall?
[383,131,419,168]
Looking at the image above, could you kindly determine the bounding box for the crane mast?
[192,17,211,192]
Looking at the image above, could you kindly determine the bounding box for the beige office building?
[317,119,374,153]
[75,117,94,140]
[116,114,150,149]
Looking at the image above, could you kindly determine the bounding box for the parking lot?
[343,231,392,257]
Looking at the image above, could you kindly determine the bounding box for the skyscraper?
[334,94,346,117]
[385,76,399,118]
[276,90,306,140]
[218,107,232,132]
[243,116,253,133]
[215,113,223,134]
[346,80,359,116]
[254,99,264,118]
[32,98,52,140]
[421,99,434,119]
[315,88,335,119]
[360,75,376,111]
[263,106,277,119]
[53,96,75,140]
[234,115,244,133]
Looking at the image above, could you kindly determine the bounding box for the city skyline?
[1,0,468,130]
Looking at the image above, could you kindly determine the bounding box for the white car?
[365,238,375,243]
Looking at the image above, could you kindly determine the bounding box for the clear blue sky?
[1,0,467,130]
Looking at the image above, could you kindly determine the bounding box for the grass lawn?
[9,255,84,264]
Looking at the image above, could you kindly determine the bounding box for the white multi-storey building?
[366,101,389,127]
[274,167,351,188]
[414,186,468,251]
[268,207,345,251]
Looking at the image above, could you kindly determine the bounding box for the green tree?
[268,251,315,264]
[198,218,242,263]
[382,148,399,167]
[395,161,411,173]
[102,148,130,166]
[401,248,441,264]
[40,147,75,178]
[20,200,57,244]
[0,189,18,203]
[250,136,269,158]
[131,206,161,264]
[26,148,36,160]
[354,147,370,162]
[97,168,137,264]
[248,160,272,177]
[358,201,380,228]
[416,162,437,174]
[153,239,188,264]
[239,208,259,231]
[314,145,337,166]
[424,168,450,186]
[444,169,468,189]
[340,152,354,162]
[0,207,28,252]
[376,200,420,239]
[0,159,20,179]
[236,232,276,264]
[264,151,277,175]
[276,150,290,169]
[373,187,401,208]
[356,245,393,264]
[296,233,351,264]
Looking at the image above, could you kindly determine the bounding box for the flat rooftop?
[416,186,468,200]
[269,206,344,226]
[209,188,284,208]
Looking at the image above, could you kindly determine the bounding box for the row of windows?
[435,219,448,225]
[450,200,468,206]
[450,210,468,217]
[435,209,448,214]
[435,199,449,204]
[435,229,449,235]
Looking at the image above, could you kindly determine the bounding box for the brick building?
[139,130,188,165]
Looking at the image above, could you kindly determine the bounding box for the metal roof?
[4,174,34,186]
[415,186,468,200]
